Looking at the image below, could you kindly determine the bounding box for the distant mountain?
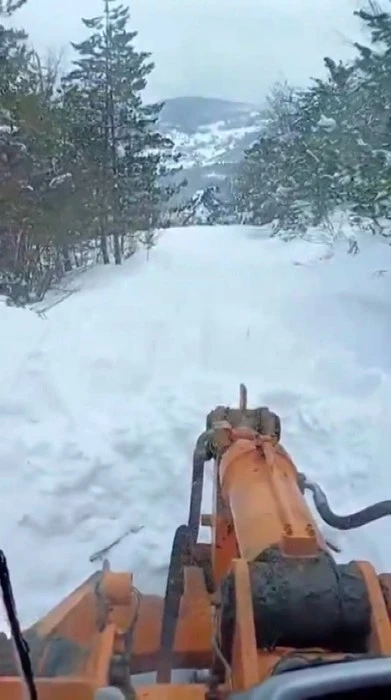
[160,96,262,134]
[158,96,268,204]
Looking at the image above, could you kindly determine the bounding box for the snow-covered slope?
[165,118,261,170]
[159,97,267,197]
[1,224,391,631]
[162,111,261,170]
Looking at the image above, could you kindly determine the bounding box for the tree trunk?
[100,233,110,264]
[113,233,121,265]
[73,246,81,268]
[62,246,72,272]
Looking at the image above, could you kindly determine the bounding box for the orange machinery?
[1,384,391,700]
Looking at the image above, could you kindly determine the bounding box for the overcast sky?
[8,0,366,104]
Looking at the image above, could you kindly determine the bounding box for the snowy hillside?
[159,96,267,198]
[166,120,260,170]
[1,223,391,632]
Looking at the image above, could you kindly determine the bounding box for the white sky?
[8,0,367,103]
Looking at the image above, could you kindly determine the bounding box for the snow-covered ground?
[1,223,391,632]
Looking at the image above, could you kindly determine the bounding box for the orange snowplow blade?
[1,385,391,699]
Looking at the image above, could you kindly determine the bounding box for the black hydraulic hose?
[299,473,391,530]
[0,551,37,700]
[156,524,192,683]
[157,432,214,682]
[188,430,212,542]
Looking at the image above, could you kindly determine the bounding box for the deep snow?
[1,224,391,633]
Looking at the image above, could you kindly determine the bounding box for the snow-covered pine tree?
[176,185,232,226]
[234,82,313,232]
[348,6,391,228]
[290,58,361,225]
[234,50,386,236]
[0,0,26,14]
[0,6,38,302]
[0,4,80,303]
[61,0,178,265]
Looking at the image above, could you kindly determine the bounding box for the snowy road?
[1,224,391,628]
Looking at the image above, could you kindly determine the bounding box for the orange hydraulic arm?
[1,385,391,700]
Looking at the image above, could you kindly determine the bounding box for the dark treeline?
[234,2,391,238]
[0,0,184,304]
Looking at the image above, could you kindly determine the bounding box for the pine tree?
[0,6,35,301]
[234,83,313,232]
[0,0,26,15]
[61,0,178,265]
[348,7,391,225]
[0,0,185,304]
[0,4,80,302]
[234,40,391,236]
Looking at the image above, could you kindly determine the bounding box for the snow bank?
[0,301,44,394]
[1,224,391,628]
